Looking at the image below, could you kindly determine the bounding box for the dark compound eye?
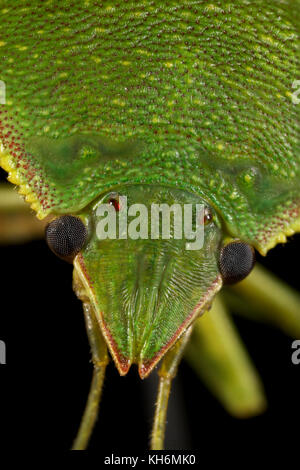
[219,241,255,285]
[45,215,87,261]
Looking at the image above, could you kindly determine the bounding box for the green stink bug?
[0,0,299,450]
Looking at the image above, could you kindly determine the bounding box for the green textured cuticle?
[0,0,299,252]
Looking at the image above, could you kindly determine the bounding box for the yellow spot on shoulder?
[40,109,50,116]
[194,99,205,106]
[137,49,149,56]
[112,99,126,107]
[260,35,275,45]
[244,174,252,183]
[229,191,239,200]
[206,4,222,12]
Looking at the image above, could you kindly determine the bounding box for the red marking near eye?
[109,197,120,212]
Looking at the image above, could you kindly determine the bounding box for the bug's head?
[45,184,255,378]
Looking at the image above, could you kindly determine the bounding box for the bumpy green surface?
[0,0,299,254]
[0,1,299,374]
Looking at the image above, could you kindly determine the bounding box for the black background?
[0,168,299,452]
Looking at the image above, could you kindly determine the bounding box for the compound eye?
[219,241,255,285]
[45,215,87,261]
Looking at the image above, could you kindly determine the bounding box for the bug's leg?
[72,300,109,450]
[224,263,300,337]
[151,326,193,450]
[184,295,266,418]
[0,183,46,243]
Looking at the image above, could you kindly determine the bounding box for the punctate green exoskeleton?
[0,1,299,450]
